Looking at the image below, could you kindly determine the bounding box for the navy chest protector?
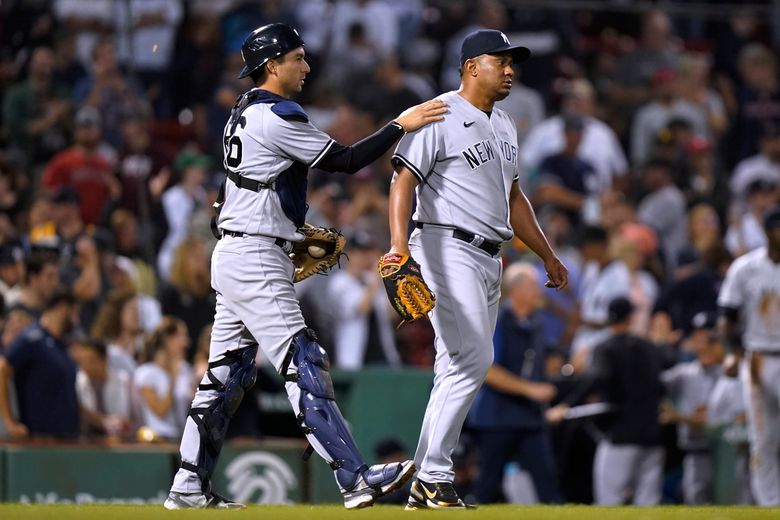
[213,89,310,236]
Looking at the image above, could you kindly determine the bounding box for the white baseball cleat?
[163,491,246,509]
[342,460,416,509]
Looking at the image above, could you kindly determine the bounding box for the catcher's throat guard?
[378,252,436,324]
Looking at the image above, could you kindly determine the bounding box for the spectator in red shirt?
[41,106,120,226]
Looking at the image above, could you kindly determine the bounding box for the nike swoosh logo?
[421,483,436,500]
[463,121,475,127]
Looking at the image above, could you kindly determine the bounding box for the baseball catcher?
[290,224,346,282]
[378,252,435,323]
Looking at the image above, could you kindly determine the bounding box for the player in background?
[164,23,446,510]
[718,204,780,506]
[386,29,568,509]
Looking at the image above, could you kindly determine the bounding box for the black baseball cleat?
[341,460,416,509]
[405,479,477,510]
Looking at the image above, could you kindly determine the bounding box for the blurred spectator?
[326,22,383,93]
[469,263,562,504]
[684,141,731,226]
[159,237,215,360]
[686,203,723,260]
[0,291,80,439]
[328,233,400,370]
[707,360,752,505]
[732,44,780,162]
[111,255,162,335]
[52,31,88,87]
[652,244,730,338]
[725,179,778,257]
[0,243,24,308]
[610,10,679,112]
[17,250,60,319]
[534,114,598,227]
[637,158,688,273]
[660,316,724,504]
[570,226,630,364]
[730,126,780,211]
[610,232,658,337]
[677,53,728,142]
[91,288,144,375]
[439,0,507,91]
[359,55,423,124]
[156,151,208,282]
[548,297,674,505]
[72,338,132,438]
[73,37,150,147]
[521,79,628,195]
[330,0,399,62]
[115,0,183,117]
[1,307,34,353]
[134,316,194,441]
[41,107,120,226]
[53,0,117,68]
[110,209,158,297]
[630,68,708,167]
[116,116,171,245]
[3,46,70,169]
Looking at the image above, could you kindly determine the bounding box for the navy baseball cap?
[691,311,717,331]
[460,30,531,67]
[607,296,635,325]
[764,205,780,230]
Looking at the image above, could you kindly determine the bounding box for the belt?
[750,349,780,357]
[227,170,275,191]
[220,230,293,253]
[415,222,502,256]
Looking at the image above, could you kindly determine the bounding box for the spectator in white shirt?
[521,79,628,193]
[328,233,400,370]
[72,338,132,437]
[134,316,194,440]
[157,151,208,282]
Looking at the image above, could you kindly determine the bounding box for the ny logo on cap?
[500,32,510,45]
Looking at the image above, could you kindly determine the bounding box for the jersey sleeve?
[718,258,746,309]
[263,115,335,167]
[392,122,440,183]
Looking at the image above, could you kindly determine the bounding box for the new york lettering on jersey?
[393,91,519,242]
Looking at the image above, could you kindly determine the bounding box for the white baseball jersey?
[217,88,335,241]
[718,247,780,352]
[393,90,520,242]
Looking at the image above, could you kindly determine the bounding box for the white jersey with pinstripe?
[392,90,520,242]
[217,88,335,241]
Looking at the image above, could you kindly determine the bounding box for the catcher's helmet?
[237,23,305,79]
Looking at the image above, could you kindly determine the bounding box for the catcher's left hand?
[290,224,346,282]
[378,251,435,323]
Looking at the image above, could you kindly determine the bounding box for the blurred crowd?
[1,0,780,506]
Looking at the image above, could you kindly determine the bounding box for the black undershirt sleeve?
[315,122,404,174]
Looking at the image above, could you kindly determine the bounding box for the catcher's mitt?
[290,224,346,283]
[378,252,435,323]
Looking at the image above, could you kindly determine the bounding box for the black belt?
[750,350,780,357]
[227,170,275,191]
[415,223,502,256]
[220,229,292,253]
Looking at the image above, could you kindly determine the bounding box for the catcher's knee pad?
[182,345,258,492]
[285,329,367,490]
